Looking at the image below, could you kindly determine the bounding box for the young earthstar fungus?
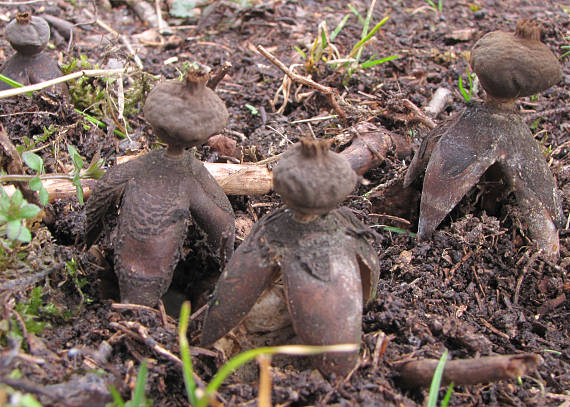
[404,20,563,258]
[0,11,66,94]
[84,64,235,307]
[201,138,380,377]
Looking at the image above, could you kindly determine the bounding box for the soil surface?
[0,0,568,406]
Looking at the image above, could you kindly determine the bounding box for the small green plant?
[426,349,454,407]
[0,286,65,350]
[294,4,398,79]
[0,189,40,243]
[21,151,49,206]
[560,35,569,59]
[244,103,259,116]
[178,301,357,407]
[65,258,92,305]
[458,66,476,102]
[61,55,105,114]
[425,0,443,13]
[0,147,104,208]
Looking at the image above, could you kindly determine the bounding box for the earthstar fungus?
[0,12,66,94]
[404,20,563,257]
[201,138,379,377]
[85,65,235,306]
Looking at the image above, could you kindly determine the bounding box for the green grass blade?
[427,349,448,407]
[360,54,399,68]
[438,0,443,12]
[331,14,350,41]
[458,77,471,102]
[349,16,390,59]
[74,108,126,139]
[440,382,454,407]
[178,301,198,406]
[0,74,33,96]
[348,4,365,25]
[131,360,148,407]
[203,344,358,402]
[294,46,307,59]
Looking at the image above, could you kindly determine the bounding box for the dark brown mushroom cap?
[273,138,357,217]
[143,65,229,148]
[470,20,562,100]
[5,12,50,56]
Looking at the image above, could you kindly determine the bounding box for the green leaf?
[360,54,400,68]
[349,16,390,59]
[22,151,44,173]
[245,104,259,115]
[294,46,307,59]
[331,14,350,41]
[29,176,43,191]
[11,189,24,207]
[7,219,30,242]
[427,349,448,407]
[20,204,41,219]
[73,175,84,205]
[130,360,148,407]
[68,145,84,170]
[108,385,125,407]
[39,187,49,206]
[440,382,454,407]
[458,76,471,102]
[320,23,328,48]
[179,302,198,406]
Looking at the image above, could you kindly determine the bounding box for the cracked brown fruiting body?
[201,139,379,377]
[0,12,67,94]
[405,20,563,257]
[85,65,235,306]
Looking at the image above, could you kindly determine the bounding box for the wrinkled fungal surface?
[202,139,379,377]
[470,20,562,100]
[85,150,235,306]
[273,139,357,219]
[201,207,379,376]
[405,20,563,258]
[0,12,66,93]
[85,64,234,306]
[143,66,229,150]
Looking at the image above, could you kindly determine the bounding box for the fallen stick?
[256,45,346,120]
[2,162,273,202]
[2,125,408,201]
[396,353,541,387]
[341,122,411,175]
[424,87,453,118]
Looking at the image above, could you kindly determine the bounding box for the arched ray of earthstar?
[201,138,380,377]
[404,19,563,258]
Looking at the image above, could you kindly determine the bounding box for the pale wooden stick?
[2,162,273,202]
[424,87,453,118]
[0,69,124,99]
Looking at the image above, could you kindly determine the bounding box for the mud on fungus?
[404,19,563,258]
[0,12,66,94]
[85,64,235,307]
[201,138,379,377]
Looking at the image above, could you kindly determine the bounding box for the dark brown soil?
[1,1,568,406]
